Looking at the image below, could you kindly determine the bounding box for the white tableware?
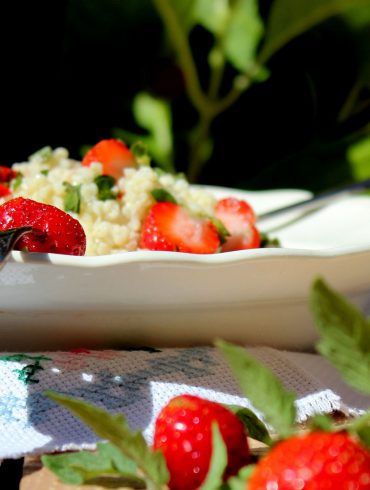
[1,186,370,351]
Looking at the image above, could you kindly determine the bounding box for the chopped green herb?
[40,169,49,176]
[94,175,117,201]
[130,141,151,166]
[12,172,23,191]
[260,232,280,248]
[29,146,53,163]
[151,188,177,204]
[63,183,81,213]
[209,217,230,245]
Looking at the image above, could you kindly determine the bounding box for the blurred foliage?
[2,0,370,192]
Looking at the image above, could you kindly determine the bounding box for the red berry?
[215,197,260,251]
[153,394,251,490]
[140,202,220,254]
[0,197,86,255]
[248,431,370,490]
[0,184,11,198]
[82,139,136,179]
[0,166,16,182]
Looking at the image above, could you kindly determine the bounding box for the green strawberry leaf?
[45,391,169,489]
[63,182,81,213]
[151,188,177,204]
[42,441,144,487]
[198,423,227,490]
[348,411,370,449]
[310,278,370,394]
[226,405,273,446]
[216,340,296,438]
[308,414,334,432]
[226,464,256,490]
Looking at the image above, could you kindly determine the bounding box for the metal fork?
[257,178,370,222]
[0,227,33,267]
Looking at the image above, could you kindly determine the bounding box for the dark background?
[1,1,370,192]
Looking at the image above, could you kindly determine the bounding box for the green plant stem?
[151,0,210,116]
[151,0,253,181]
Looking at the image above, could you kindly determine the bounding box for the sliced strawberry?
[140,202,220,254]
[0,166,16,182]
[215,197,260,251]
[82,139,136,180]
[0,184,12,198]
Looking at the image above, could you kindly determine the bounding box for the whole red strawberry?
[153,394,251,490]
[248,431,370,490]
[140,202,220,254]
[0,197,86,255]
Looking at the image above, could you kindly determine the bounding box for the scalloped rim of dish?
[9,243,370,269]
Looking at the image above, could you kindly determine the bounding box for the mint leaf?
[222,0,264,73]
[310,278,370,394]
[11,172,23,191]
[198,423,227,490]
[308,414,334,432]
[42,442,144,487]
[209,217,230,245]
[45,391,169,489]
[151,188,177,204]
[63,183,81,213]
[216,340,296,438]
[226,405,273,446]
[259,232,280,248]
[94,175,117,201]
[133,92,174,173]
[347,412,370,449]
[227,465,256,490]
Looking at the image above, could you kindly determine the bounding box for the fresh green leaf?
[45,391,169,489]
[222,0,264,73]
[193,0,230,36]
[94,175,117,201]
[151,188,177,204]
[216,340,296,437]
[199,423,227,490]
[310,278,370,394]
[63,183,81,213]
[42,442,144,487]
[347,135,370,180]
[349,412,370,449]
[226,464,256,490]
[259,0,370,64]
[226,405,273,446]
[308,414,334,432]
[11,172,23,191]
[133,92,174,173]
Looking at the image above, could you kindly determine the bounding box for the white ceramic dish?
[2,185,370,351]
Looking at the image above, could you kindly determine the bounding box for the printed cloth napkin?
[0,346,369,460]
